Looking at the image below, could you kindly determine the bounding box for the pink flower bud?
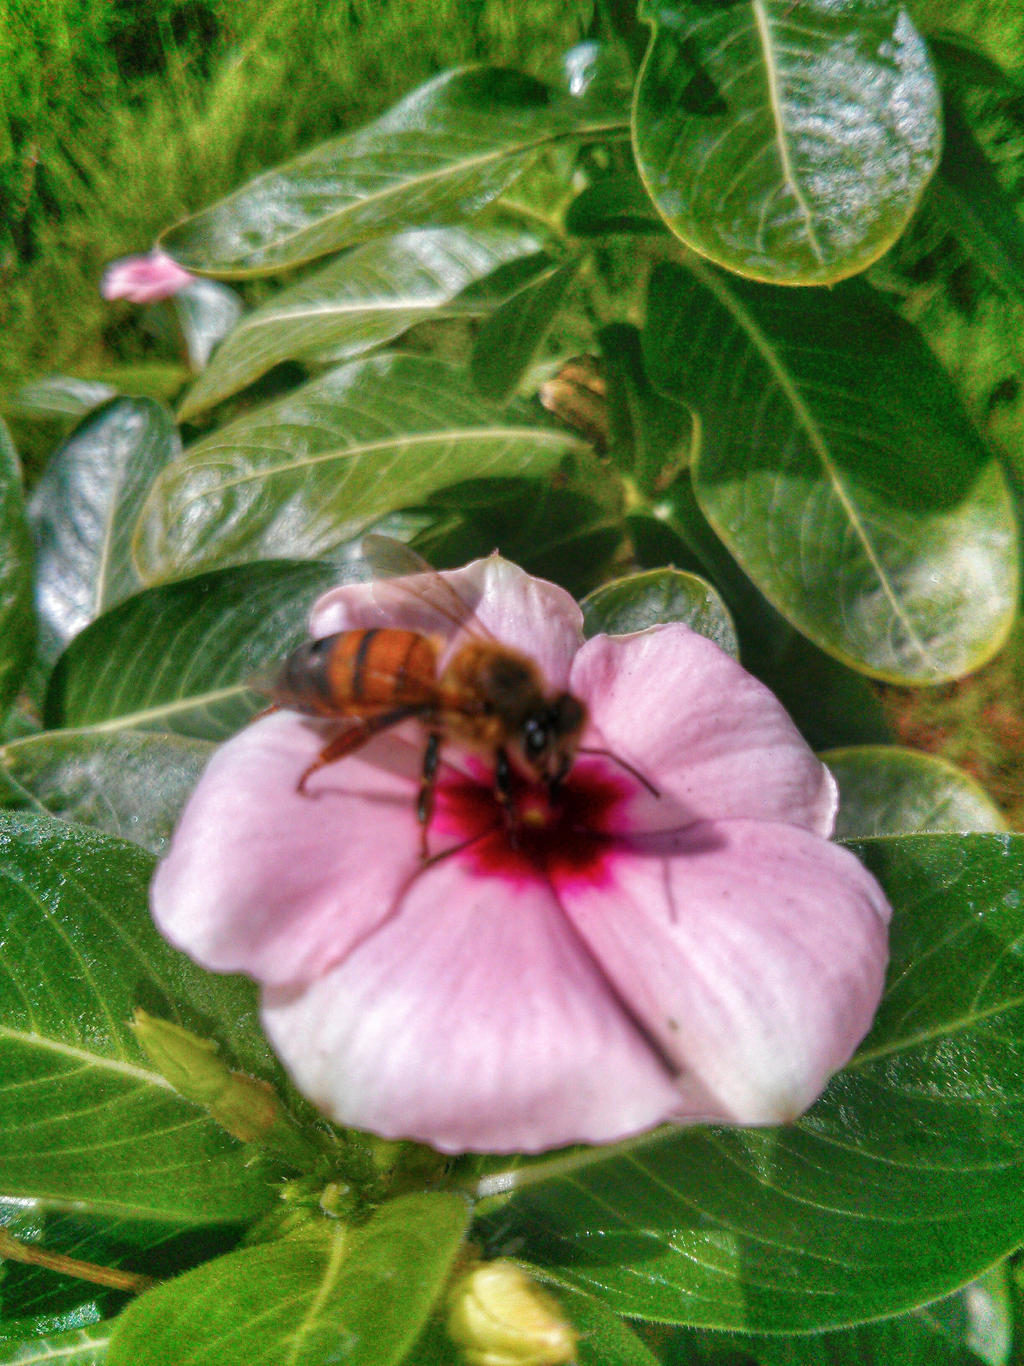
[101,249,194,303]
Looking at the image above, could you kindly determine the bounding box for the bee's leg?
[416,731,442,860]
[249,702,280,723]
[494,746,518,848]
[297,708,416,794]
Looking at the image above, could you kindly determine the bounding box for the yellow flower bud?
[447,1261,577,1366]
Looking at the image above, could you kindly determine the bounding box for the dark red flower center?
[431,759,629,889]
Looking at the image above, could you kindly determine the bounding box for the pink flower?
[100,249,194,303]
[150,556,891,1154]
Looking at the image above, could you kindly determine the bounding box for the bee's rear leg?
[297,709,415,795]
[416,731,442,859]
[297,726,371,795]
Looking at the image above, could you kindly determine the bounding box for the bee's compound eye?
[523,717,550,759]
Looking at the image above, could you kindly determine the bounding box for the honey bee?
[260,536,605,855]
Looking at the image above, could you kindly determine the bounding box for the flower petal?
[570,626,837,836]
[150,711,424,986]
[309,554,583,688]
[558,820,890,1125]
[261,857,682,1153]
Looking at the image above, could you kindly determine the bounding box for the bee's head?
[517,692,587,786]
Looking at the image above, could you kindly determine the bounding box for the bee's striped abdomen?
[270,629,437,717]
[326,629,437,708]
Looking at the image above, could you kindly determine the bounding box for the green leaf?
[748,628,892,751]
[633,1,941,284]
[0,1204,239,1329]
[159,69,626,276]
[481,833,1024,1332]
[0,729,213,855]
[531,1275,665,1366]
[644,262,1019,683]
[965,1263,1014,1366]
[0,1321,111,1364]
[418,469,625,598]
[626,491,891,749]
[926,33,1022,95]
[581,568,738,657]
[44,561,341,739]
[2,377,117,423]
[737,1279,1000,1365]
[627,486,775,647]
[134,355,586,584]
[561,39,637,104]
[470,258,581,402]
[564,171,666,236]
[0,812,277,1223]
[914,0,1024,79]
[600,322,692,493]
[0,422,34,718]
[824,746,1007,839]
[107,1193,471,1366]
[27,400,181,662]
[177,227,544,420]
[933,98,1024,308]
[172,278,243,372]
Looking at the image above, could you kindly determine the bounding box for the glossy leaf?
[177,227,544,420]
[3,377,117,422]
[27,399,181,662]
[0,729,213,855]
[481,833,1024,1332]
[45,560,341,739]
[644,262,1019,683]
[159,69,626,276]
[824,746,1007,840]
[633,1,941,284]
[107,1193,471,1366]
[561,39,637,103]
[960,1265,1014,1366]
[0,422,34,718]
[934,98,1024,308]
[172,278,243,371]
[0,812,277,1223]
[134,354,586,583]
[581,567,738,657]
[470,258,581,402]
[0,1322,111,1365]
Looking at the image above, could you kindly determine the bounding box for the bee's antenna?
[577,747,660,798]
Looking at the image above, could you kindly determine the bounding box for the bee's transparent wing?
[361,534,495,640]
